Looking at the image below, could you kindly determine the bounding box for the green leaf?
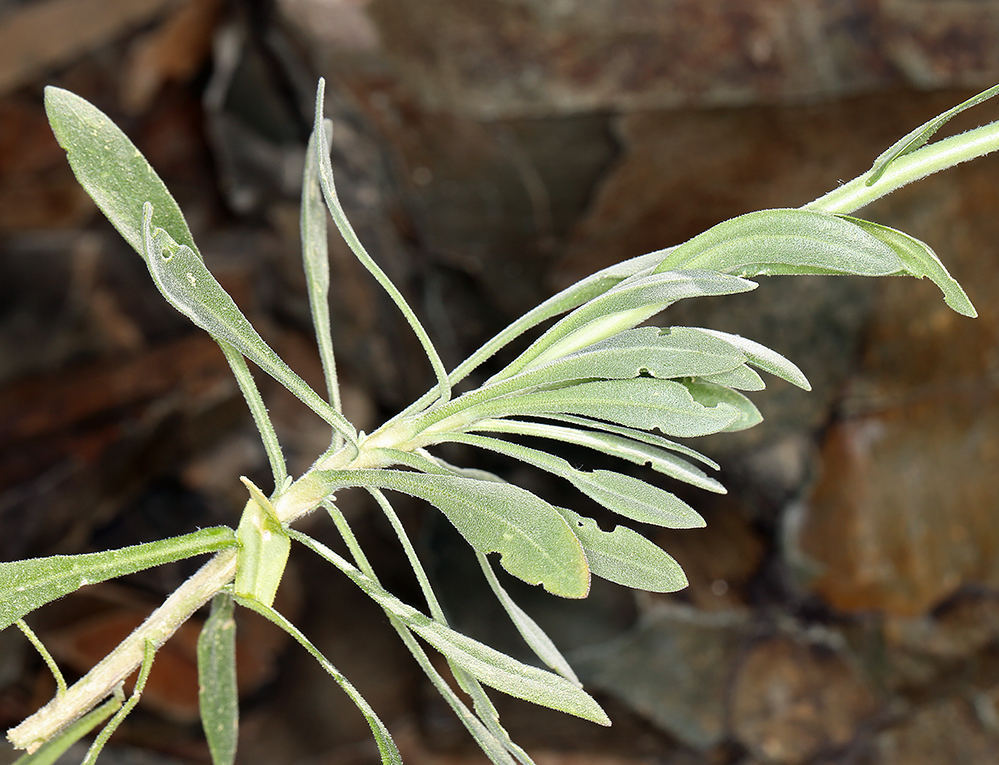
[313,79,451,407]
[312,469,590,598]
[1,527,235,632]
[838,215,977,317]
[698,364,766,391]
[198,593,239,765]
[494,270,756,380]
[234,595,402,765]
[696,329,810,390]
[441,433,704,529]
[866,83,999,186]
[140,205,357,445]
[44,87,196,259]
[234,486,290,609]
[476,553,580,684]
[681,380,762,431]
[289,531,609,726]
[506,326,749,389]
[656,208,908,277]
[464,377,742,438]
[555,508,689,593]
[301,120,343,414]
[469,417,725,493]
[442,249,674,390]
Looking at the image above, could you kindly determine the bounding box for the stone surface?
[793,394,999,617]
[575,605,750,750]
[870,694,999,765]
[365,0,999,118]
[653,493,767,612]
[730,634,879,764]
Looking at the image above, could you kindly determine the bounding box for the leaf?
[198,593,239,765]
[555,508,689,593]
[1,527,236,632]
[466,377,742,438]
[839,215,977,317]
[469,417,725,493]
[506,326,749,389]
[289,531,610,726]
[656,208,908,278]
[44,87,196,259]
[234,485,290,609]
[866,83,999,186]
[442,248,675,394]
[313,79,451,406]
[235,595,402,765]
[681,380,762,432]
[140,206,357,444]
[696,329,810,390]
[312,469,590,598]
[494,270,756,380]
[441,433,704,529]
[476,553,580,684]
[301,120,343,412]
[699,364,766,391]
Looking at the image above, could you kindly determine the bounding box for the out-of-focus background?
[3,1,999,763]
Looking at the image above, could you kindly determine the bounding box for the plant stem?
[7,549,237,753]
[804,119,999,214]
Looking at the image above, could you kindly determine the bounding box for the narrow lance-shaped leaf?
[1,527,235,632]
[680,380,762,432]
[234,595,402,765]
[866,83,999,186]
[476,552,580,685]
[698,364,766,391]
[141,204,357,445]
[469,417,725,493]
[503,326,749,390]
[838,215,976,317]
[492,270,756,382]
[289,530,610,726]
[198,593,239,765]
[555,507,689,593]
[301,119,343,412]
[441,248,674,390]
[441,432,704,529]
[695,329,810,390]
[656,208,907,277]
[450,377,742,439]
[310,469,589,598]
[313,78,451,407]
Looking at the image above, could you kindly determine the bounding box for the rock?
[365,0,999,119]
[730,634,879,764]
[792,395,999,617]
[878,590,999,701]
[574,604,750,750]
[653,493,766,612]
[781,120,999,617]
[871,695,999,765]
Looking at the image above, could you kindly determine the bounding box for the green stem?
[219,341,287,488]
[805,119,999,214]
[7,549,238,753]
[16,620,66,699]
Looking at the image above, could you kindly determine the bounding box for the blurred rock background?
[2,0,999,763]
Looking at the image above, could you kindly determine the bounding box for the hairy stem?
[805,119,999,214]
[8,550,237,753]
